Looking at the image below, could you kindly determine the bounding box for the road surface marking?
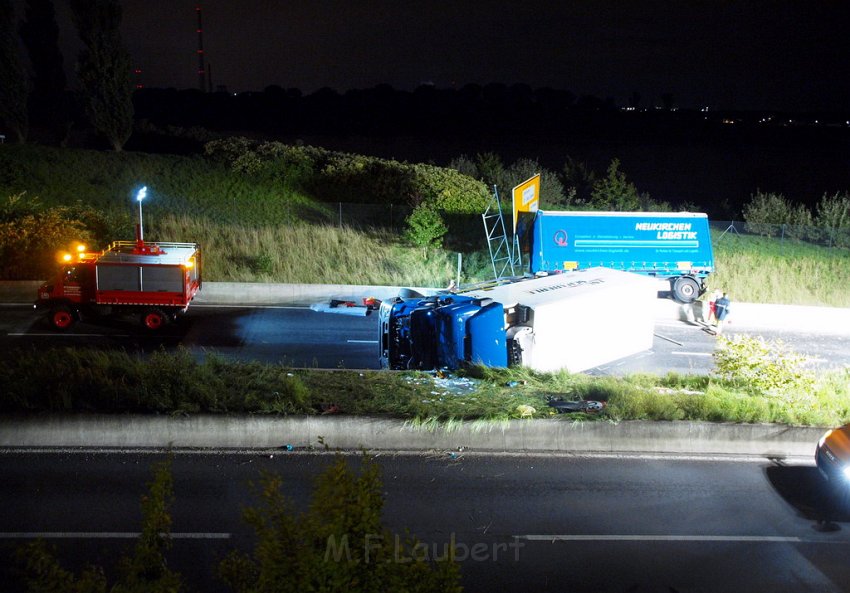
[672,351,713,357]
[515,534,841,543]
[0,532,231,539]
[347,339,378,344]
[8,333,136,338]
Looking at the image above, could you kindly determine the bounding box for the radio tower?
[196,4,206,92]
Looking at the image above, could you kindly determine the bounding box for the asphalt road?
[1,451,849,592]
[2,303,849,375]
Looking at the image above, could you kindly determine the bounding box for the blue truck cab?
[379,294,507,370]
[518,211,714,303]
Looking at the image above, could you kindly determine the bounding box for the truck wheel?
[672,277,700,303]
[49,306,76,331]
[141,308,168,331]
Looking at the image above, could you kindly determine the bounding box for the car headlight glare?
[843,466,850,481]
[819,429,834,448]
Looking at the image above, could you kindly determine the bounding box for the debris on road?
[546,397,606,414]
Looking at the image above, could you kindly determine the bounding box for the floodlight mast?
[136,186,147,241]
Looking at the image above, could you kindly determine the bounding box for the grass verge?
[2,347,848,427]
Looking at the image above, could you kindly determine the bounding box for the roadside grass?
[710,231,850,306]
[151,213,459,286]
[2,348,848,428]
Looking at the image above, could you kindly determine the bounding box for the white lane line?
[7,333,136,337]
[672,351,713,357]
[347,339,378,344]
[515,534,834,543]
[0,532,231,539]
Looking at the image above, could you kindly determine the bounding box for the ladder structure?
[481,185,520,279]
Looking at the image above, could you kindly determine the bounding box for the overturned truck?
[379,267,657,373]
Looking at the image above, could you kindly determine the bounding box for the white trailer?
[465,267,657,373]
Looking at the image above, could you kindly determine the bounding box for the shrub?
[815,191,850,248]
[589,159,642,211]
[0,193,108,279]
[560,156,596,206]
[204,138,489,214]
[713,335,815,402]
[404,204,447,256]
[743,191,794,236]
[219,455,461,593]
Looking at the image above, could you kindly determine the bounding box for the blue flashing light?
[136,186,147,202]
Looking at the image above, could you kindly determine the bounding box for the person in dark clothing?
[714,292,731,334]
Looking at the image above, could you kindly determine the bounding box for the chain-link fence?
[711,220,850,250]
[329,202,412,232]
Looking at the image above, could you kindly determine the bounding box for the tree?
[219,454,461,593]
[815,191,850,247]
[19,0,70,144]
[69,0,133,151]
[742,190,794,237]
[405,204,447,258]
[18,454,184,593]
[561,156,597,207]
[0,0,29,142]
[589,158,642,211]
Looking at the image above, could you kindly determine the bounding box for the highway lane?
[0,303,381,369]
[1,451,849,592]
[2,303,849,374]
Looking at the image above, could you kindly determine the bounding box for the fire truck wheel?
[141,308,169,331]
[50,306,76,331]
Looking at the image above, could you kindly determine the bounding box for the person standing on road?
[714,292,731,334]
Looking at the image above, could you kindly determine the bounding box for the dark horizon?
[18,0,850,114]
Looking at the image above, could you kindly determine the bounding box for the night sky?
[30,0,850,112]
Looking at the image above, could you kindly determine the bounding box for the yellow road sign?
[512,174,540,233]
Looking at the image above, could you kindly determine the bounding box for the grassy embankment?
[3,144,850,304]
[0,144,463,285]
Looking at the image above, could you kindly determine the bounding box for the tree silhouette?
[19,0,69,143]
[0,0,29,142]
[70,0,133,151]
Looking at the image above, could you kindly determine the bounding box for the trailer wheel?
[49,305,76,331]
[141,308,168,331]
[672,277,700,303]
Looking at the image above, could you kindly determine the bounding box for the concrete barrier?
[0,415,824,458]
[192,282,439,306]
[0,281,41,303]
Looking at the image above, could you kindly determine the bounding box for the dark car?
[816,424,850,485]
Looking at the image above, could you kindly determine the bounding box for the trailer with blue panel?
[517,211,714,303]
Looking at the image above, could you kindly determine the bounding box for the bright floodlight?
[136,186,148,241]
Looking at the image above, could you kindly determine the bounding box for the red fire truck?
[35,238,202,331]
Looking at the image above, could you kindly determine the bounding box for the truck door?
[59,265,88,303]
